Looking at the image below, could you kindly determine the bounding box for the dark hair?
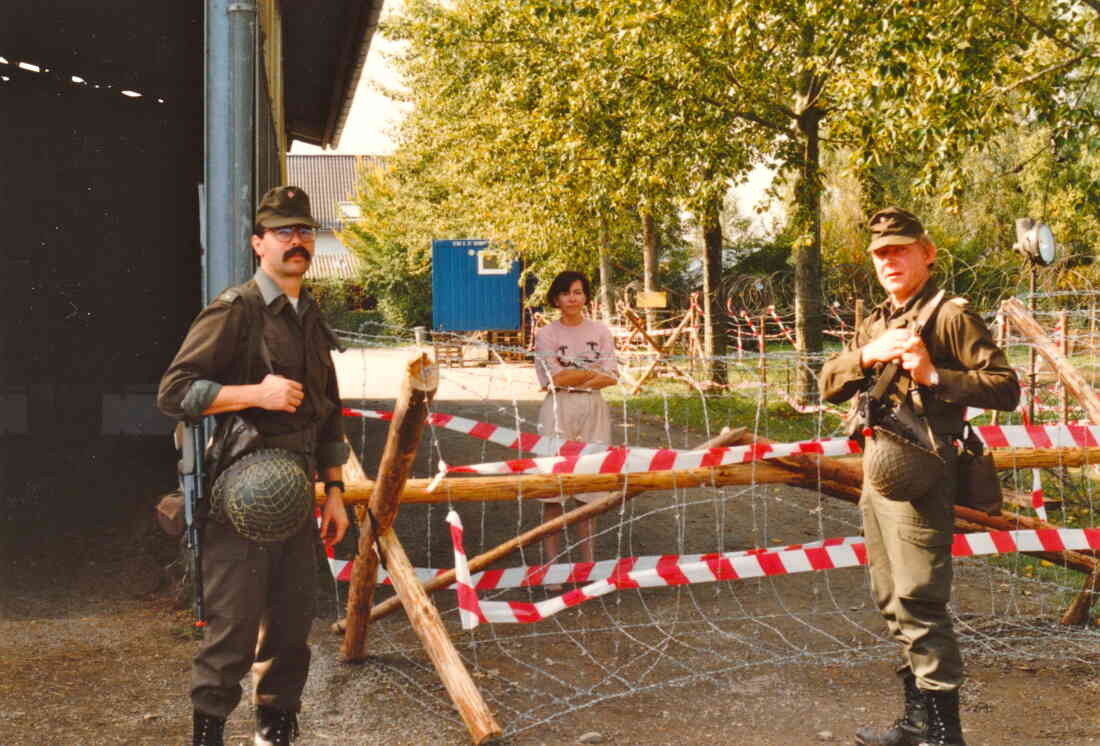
[253,223,268,239]
[546,271,591,308]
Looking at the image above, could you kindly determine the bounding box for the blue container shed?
[432,239,523,331]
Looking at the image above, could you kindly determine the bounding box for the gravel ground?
[3,349,1100,744]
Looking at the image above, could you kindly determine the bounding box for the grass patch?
[605,381,844,444]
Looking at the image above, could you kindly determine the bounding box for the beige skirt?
[537,390,612,505]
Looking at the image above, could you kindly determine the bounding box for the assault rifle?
[175,420,208,629]
[852,289,947,451]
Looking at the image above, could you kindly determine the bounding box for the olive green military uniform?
[158,267,348,719]
[820,280,1019,691]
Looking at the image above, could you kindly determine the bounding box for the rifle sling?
[866,289,947,405]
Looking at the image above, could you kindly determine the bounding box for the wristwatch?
[324,480,345,494]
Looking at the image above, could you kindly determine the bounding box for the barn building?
[0,1,383,530]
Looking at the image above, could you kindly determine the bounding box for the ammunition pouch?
[956,424,1003,515]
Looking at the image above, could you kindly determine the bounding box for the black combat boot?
[192,710,226,746]
[255,705,300,746]
[918,689,967,746]
[855,667,928,746]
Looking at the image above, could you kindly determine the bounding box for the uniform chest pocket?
[262,321,305,377]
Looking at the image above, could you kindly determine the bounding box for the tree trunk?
[702,199,728,384]
[641,207,658,331]
[599,219,613,325]
[792,24,825,404]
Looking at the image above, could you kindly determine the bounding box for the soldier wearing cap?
[820,208,1019,746]
[158,186,350,746]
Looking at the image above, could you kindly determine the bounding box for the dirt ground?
[2,348,1100,745]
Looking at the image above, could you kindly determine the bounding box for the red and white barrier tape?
[1031,468,1048,522]
[344,406,597,458]
[445,438,862,476]
[345,406,1100,479]
[446,424,1100,477]
[971,423,1100,449]
[444,511,1100,627]
[768,305,797,345]
[322,533,866,589]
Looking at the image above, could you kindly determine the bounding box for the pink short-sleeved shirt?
[533,318,617,389]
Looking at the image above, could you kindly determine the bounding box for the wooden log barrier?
[332,428,749,632]
[724,430,1100,569]
[624,307,695,394]
[341,353,438,661]
[1003,296,1100,622]
[342,437,369,527]
[317,446,1100,506]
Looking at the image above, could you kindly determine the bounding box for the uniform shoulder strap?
[866,289,948,403]
[235,284,274,382]
[913,289,947,337]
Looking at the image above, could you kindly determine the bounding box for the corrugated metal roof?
[305,252,364,281]
[286,154,385,231]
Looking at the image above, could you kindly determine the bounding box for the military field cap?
[868,207,925,251]
[255,185,320,228]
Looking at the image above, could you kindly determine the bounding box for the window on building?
[477,250,511,275]
[338,201,361,220]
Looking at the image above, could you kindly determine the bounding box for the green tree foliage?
[337,163,434,329]
[361,0,1100,372]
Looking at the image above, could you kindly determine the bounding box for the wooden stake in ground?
[376,525,502,743]
[341,353,439,661]
[339,353,501,742]
[623,308,696,394]
[1004,297,1100,623]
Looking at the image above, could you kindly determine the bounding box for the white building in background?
[286,153,383,281]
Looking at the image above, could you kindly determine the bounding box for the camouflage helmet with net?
[863,426,946,501]
[211,449,312,543]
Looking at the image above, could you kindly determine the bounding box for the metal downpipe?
[204,0,256,303]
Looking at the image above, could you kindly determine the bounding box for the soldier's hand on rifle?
[900,335,936,386]
[255,374,305,412]
[859,328,913,369]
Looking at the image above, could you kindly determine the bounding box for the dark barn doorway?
[1,3,203,537]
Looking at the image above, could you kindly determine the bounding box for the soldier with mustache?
[159,186,350,745]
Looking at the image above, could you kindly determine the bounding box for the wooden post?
[342,354,438,661]
[332,428,749,630]
[1091,304,1096,351]
[1003,298,1100,424]
[1061,309,1069,424]
[759,314,767,402]
[1004,298,1100,623]
[339,354,502,743]
[377,526,502,742]
[993,308,1007,426]
[1061,567,1100,625]
[343,438,369,526]
[854,299,864,329]
[623,309,696,394]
